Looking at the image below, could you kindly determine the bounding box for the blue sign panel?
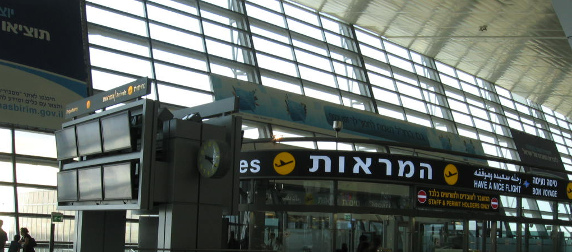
[0,0,87,130]
[211,74,485,157]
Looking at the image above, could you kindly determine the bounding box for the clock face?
[197,139,225,178]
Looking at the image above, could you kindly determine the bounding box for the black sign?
[511,129,565,172]
[416,187,499,212]
[65,78,151,119]
[238,150,572,201]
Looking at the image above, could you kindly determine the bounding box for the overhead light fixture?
[272,135,283,143]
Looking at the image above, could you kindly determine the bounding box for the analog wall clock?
[197,139,228,178]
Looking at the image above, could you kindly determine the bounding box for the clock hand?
[205,155,214,164]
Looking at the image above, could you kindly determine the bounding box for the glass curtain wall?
[0,128,140,248]
[83,0,572,243]
[3,0,572,248]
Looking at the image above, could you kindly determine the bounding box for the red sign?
[418,190,427,203]
[491,197,499,209]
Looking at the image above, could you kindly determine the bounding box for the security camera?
[333,121,343,132]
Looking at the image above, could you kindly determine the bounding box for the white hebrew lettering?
[338,156,345,173]
[378,158,392,176]
[22,26,34,37]
[419,163,433,179]
[38,29,51,41]
[309,155,331,173]
[398,160,415,178]
[0,7,14,18]
[353,157,372,174]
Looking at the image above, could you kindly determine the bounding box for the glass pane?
[147,4,200,32]
[435,61,456,76]
[203,23,247,44]
[388,55,413,73]
[250,23,290,44]
[0,186,15,212]
[206,39,252,63]
[284,3,319,26]
[355,29,382,49]
[292,38,327,56]
[152,48,208,72]
[378,106,405,121]
[247,0,281,11]
[0,160,14,182]
[338,78,368,96]
[126,222,139,244]
[86,6,147,36]
[257,54,298,77]
[242,121,268,139]
[284,212,332,252]
[372,88,400,105]
[267,180,333,206]
[154,64,210,91]
[321,17,351,35]
[149,23,204,51]
[299,67,336,88]
[16,161,58,186]
[401,96,427,113]
[369,73,395,90]
[15,130,56,158]
[253,36,294,60]
[338,181,409,208]
[150,0,197,14]
[287,18,322,41]
[295,50,331,72]
[383,41,409,59]
[0,128,11,153]
[53,217,76,243]
[88,0,144,16]
[325,32,355,50]
[304,86,340,104]
[396,82,422,99]
[89,48,152,77]
[157,84,212,107]
[19,216,52,242]
[0,216,18,242]
[261,75,302,94]
[245,4,286,28]
[420,219,465,251]
[88,33,149,56]
[406,112,431,127]
[18,187,57,214]
[272,126,315,149]
[91,70,136,91]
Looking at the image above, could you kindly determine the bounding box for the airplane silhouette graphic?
[275,160,293,167]
[445,171,458,177]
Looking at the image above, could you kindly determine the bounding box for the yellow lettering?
[66,107,78,115]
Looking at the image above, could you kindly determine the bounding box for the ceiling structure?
[291,0,572,119]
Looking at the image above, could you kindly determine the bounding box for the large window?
[0,128,75,245]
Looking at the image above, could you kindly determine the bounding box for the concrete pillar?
[74,211,126,252]
[157,204,198,250]
[138,216,159,252]
[491,221,497,252]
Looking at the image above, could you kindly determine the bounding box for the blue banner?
[211,74,485,157]
[0,0,87,130]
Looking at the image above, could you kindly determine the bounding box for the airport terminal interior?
[2,0,572,251]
